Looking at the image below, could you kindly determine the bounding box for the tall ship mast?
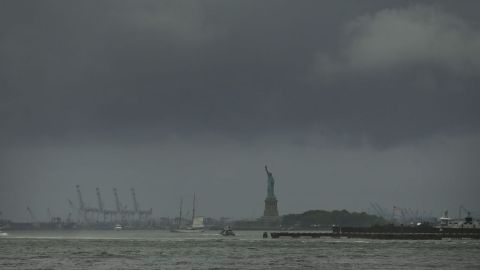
[171,193,204,233]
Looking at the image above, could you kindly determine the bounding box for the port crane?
[46,208,52,222]
[66,186,153,227]
[76,185,87,223]
[131,188,139,216]
[458,205,474,219]
[113,188,129,222]
[96,187,107,222]
[26,206,38,224]
[67,198,80,222]
[369,202,388,219]
[130,188,152,221]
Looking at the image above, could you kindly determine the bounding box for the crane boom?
[369,202,385,218]
[459,205,474,218]
[131,188,139,213]
[76,185,85,210]
[47,208,52,222]
[374,202,387,217]
[26,206,37,222]
[113,188,122,212]
[96,187,104,211]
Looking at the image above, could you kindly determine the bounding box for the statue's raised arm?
[264,165,275,199]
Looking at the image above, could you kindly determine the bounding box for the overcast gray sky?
[1,1,479,221]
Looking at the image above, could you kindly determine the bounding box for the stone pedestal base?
[263,197,279,217]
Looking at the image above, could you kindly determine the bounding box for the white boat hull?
[171,228,204,233]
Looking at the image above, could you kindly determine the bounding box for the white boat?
[437,211,479,229]
[0,231,8,237]
[171,194,205,233]
[113,224,123,230]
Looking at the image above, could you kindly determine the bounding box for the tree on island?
[282,209,386,229]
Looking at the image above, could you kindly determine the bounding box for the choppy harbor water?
[1,230,480,269]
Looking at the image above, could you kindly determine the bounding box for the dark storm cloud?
[1,1,479,148]
[1,1,480,221]
[310,4,480,147]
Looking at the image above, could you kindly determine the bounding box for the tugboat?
[220,225,235,236]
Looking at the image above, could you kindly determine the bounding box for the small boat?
[0,231,7,237]
[113,224,123,230]
[220,226,235,236]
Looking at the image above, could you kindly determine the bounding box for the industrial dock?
[270,230,480,240]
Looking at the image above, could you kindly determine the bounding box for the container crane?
[459,205,474,219]
[131,188,139,213]
[113,188,126,222]
[374,202,387,218]
[47,208,52,223]
[67,198,80,222]
[96,187,106,222]
[369,202,387,219]
[76,185,85,211]
[76,185,88,222]
[26,206,37,223]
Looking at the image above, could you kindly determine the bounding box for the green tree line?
[282,209,386,229]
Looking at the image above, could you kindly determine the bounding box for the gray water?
[1,230,479,269]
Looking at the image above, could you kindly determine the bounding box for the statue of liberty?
[264,165,276,199]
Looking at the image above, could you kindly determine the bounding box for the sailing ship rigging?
[171,193,205,233]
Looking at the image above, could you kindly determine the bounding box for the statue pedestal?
[263,197,279,218]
